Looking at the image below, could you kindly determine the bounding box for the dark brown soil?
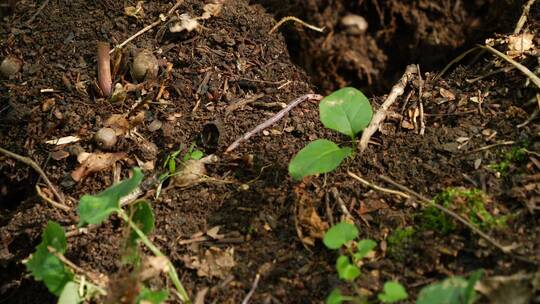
[1,0,539,303]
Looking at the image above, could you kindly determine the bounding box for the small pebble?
[0,56,22,78]
[94,127,117,150]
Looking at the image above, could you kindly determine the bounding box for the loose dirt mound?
[1,0,539,303]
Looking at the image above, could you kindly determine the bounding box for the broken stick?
[358,65,417,153]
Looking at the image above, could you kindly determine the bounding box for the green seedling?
[420,188,507,234]
[323,222,408,304]
[417,270,483,304]
[289,87,373,180]
[26,168,191,304]
[156,143,204,198]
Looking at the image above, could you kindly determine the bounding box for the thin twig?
[48,246,108,288]
[377,175,519,256]
[0,147,66,206]
[26,0,50,25]
[480,44,540,89]
[417,64,426,135]
[226,94,323,153]
[514,0,537,34]
[35,185,71,212]
[110,0,185,53]
[269,16,325,34]
[436,47,481,80]
[241,274,261,304]
[464,141,515,154]
[358,65,416,153]
[347,171,410,199]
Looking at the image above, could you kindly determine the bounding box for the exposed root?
[269,16,325,34]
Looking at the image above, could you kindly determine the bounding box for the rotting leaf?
[125,1,145,20]
[25,221,73,296]
[71,152,127,182]
[319,87,372,138]
[78,168,143,226]
[181,247,235,279]
[288,139,352,181]
[170,14,199,33]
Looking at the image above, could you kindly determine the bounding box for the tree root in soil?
[0,146,68,210]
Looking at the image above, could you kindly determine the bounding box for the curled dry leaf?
[181,247,235,279]
[507,33,535,56]
[341,14,368,35]
[170,14,200,33]
[173,154,218,187]
[104,114,130,136]
[201,0,225,19]
[124,1,144,20]
[71,152,127,182]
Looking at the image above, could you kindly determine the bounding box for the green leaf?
[78,168,144,227]
[353,239,377,261]
[128,200,155,247]
[288,139,352,180]
[136,287,168,304]
[319,87,372,138]
[58,281,81,304]
[26,221,73,296]
[336,255,360,282]
[378,281,408,303]
[417,271,483,304]
[326,288,345,304]
[189,150,204,160]
[323,222,359,249]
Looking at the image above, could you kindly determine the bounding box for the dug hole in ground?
[0,0,539,303]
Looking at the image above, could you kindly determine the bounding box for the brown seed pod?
[0,56,22,78]
[94,127,117,150]
[132,49,158,81]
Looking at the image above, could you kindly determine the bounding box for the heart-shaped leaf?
[336,255,360,282]
[378,281,408,303]
[323,222,359,249]
[288,139,352,180]
[319,87,372,138]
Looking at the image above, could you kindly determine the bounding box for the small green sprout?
[26,168,191,304]
[488,145,528,175]
[157,143,204,198]
[288,87,373,180]
[322,222,407,304]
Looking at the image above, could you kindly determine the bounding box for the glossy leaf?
[78,167,143,226]
[323,222,359,250]
[288,139,352,181]
[319,87,372,138]
[336,255,360,282]
[378,281,408,303]
[26,221,73,296]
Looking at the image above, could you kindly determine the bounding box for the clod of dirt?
[341,14,368,35]
[0,56,22,78]
[132,49,158,81]
[94,127,117,150]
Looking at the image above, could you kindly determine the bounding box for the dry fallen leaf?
[507,33,534,55]
[139,256,169,281]
[104,114,130,136]
[124,1,145,19]
[71,152,126,181]
[439,87,456,101]
[181,247,235,279]
[170,14,200,33]
[201,0,225,19]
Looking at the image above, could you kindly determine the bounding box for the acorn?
[132,49,158,81]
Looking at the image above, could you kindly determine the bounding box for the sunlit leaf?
[378,281,408,303]
[288,139,351,181]
[336,255,360,282]
[323,222,359,250]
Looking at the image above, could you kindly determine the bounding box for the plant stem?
[118,211,191,303]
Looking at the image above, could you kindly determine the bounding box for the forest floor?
[0,0,539,303]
